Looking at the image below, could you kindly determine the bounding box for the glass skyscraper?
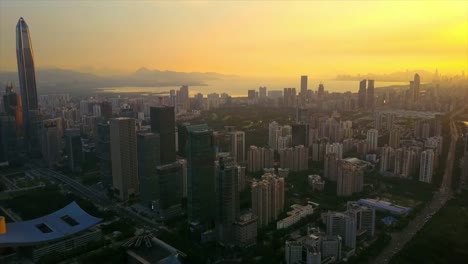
[16,17,39,153]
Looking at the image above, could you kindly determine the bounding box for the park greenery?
[390,191,468,264]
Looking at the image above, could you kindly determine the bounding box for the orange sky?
[0,1,467,78]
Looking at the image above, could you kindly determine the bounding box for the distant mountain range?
[0,67,233,95]
[336,70,437,82]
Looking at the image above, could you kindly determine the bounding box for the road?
[29,168,162,230]
[373,107,465,264]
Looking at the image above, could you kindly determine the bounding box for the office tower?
[380,146,393,173]
[318,83,325,98]
[99,101,112,120]
[413,74,420,101]
[251,173,285,228]
[150,106,176,164]
[347,201,376,237]
[186,124,216,228]
[64,128,82,173]
[300,75,308,95]
[358,80,366,109]
[17,18,41,154]
[215,157,240,242]
[366,129,379,152]
[367,80,375,109]
[247,90,256,100]
[230,131,245,164]
[279,145,309,172]
[247,145,274,172]
[337,160,364,197]
[110,118,138,201]
[138,132,160,207]
[233,212,258,247]
[155,162,184,219]
[268,121,279,149]
[419,149,434,183]
[0,115,18,164]
[177,122,190,156]
[236,165,246,192]
[389,128,401,148]
[292,123,309,146]
[96,122,112,186]
[324,152,338,182]
[41,119,61,168]
[324,211,357,248]
[177,85,190,111]
[259,86,267,98]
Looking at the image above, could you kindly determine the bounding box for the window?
[60,215,79,226]
[36,223,53,233]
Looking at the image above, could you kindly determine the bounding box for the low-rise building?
[277,204,314,230]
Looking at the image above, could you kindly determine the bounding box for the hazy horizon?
[1,1,467,78]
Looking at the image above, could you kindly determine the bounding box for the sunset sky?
[0,1,467,78]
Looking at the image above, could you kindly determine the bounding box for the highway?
[373,107,465,264]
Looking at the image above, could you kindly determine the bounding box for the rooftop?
[0,201,102,247]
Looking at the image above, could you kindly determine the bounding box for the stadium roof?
[0,201,102,247]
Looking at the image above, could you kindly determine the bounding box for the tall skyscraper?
[186,124,216,228]
[64,128,82,173]
[230,131,245,164]
[300,75,308,95]
[177,122,190,156]
[138,133,161,207]
[366,129,379,152]
[318,83,325,98]
[215,157,240,242]
[110,118,138,201]
[358,80,366,109]
[366,80,375,109]
[41,119,61,168]
[259,86,267,98]
[150,106,176,164]
[324,152,338,182]
[413,74,420,101]
[419,149,434,183]
[97,122,112,186]
[16,17,39,153]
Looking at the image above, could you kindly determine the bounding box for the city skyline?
[1,1,467,77]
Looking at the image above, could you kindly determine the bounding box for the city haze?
[1,1,467,77]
